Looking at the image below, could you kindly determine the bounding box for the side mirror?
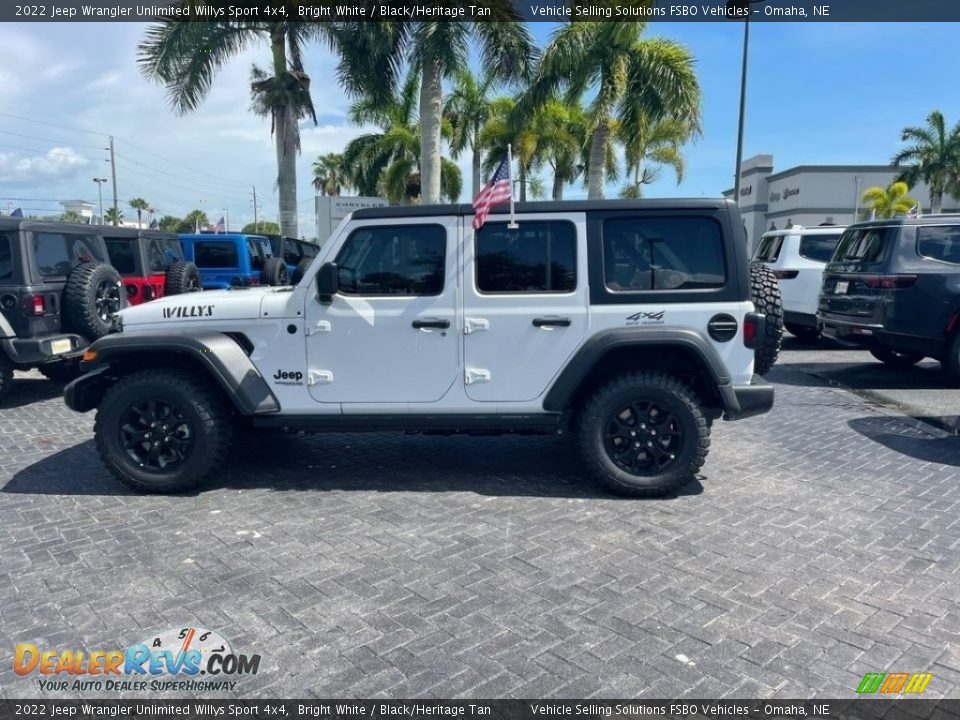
[316,262,338,304]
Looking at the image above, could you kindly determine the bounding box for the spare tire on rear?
[62,262,123,341]
[261,256,289,286]
[165,260,201,296]
[749,262,784,376]
[292,257,312,284]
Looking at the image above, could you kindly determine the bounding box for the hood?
[118,287,277,326]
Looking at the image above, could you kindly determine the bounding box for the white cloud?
[0,147,91,182]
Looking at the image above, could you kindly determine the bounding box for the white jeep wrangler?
[65,200,781,498]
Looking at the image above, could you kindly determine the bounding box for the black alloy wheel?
[604,400,683,475]
[94,279,122,322]
[119,398,195,472]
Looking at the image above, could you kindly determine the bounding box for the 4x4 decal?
[626,311,666,327]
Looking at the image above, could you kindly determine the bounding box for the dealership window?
[917,225,960,264]
[798,234,842,262]
[475,221,576,293]
[335,224,445,296]
[194,241,238,268]
[603,217,725,291]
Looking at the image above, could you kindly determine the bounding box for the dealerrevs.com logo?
[14,626,260,693]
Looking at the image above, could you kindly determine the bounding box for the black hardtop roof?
[0,218,176,240]
[351,198,733,220]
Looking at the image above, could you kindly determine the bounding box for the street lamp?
[221,208,230,233]
[92,178,108,224]
[727,0,767,205]
[852,176,862,223]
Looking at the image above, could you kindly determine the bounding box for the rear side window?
[755,234,785,262]
[283,241,302,266]
[603,217,725,291]
[146,240,172,273]
[301,243,318,259]
[917,225,960,265]
[833,227,897,263]
[335,224,446,296]
[160,239,184,266]
[32,232,105,278]
[798,234,842,262]
[104,238,136,274]
[476,221,576,293]
[194,241,238,268]
[0,234,12,281]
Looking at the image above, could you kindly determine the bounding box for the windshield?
[832,226,898,263]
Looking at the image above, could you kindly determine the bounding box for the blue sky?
[0,21,958,238]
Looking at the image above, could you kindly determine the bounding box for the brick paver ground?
[1,358,958,699]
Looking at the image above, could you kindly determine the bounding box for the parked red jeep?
[103,229,200,305]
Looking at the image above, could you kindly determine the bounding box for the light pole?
[92,178,108,224]
[727,0,767,204]
[852,176,862,223]
[221,208,230,233]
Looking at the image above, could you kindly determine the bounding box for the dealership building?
[723,154,960,252]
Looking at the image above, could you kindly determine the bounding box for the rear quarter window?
[754,234,786,262]
[104,238,136,274]
[917,225,960,265]
[194,241,238,268]
[32,232,105,278]
[798,234,842,262]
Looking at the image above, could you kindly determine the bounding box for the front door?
[462,214,589,402]
[305,217,459,405]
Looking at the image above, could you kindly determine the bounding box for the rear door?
[820,226,899,320]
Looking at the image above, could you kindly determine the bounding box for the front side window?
[104,238,136,274]
[603,217,725,291]
[32,232,105,278]
[194,241,238,268]
[0,234,12,281]
[335,224,445,296]
[754,234,786,262]
[917,225,960,265]
[798,234,842,262]
[475,221,576,293]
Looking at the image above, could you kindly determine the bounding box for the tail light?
[859,274,917,289]
[743,312,765,349]
[125,284,137,297]
[772,270,799,280]
[25,294,45,316]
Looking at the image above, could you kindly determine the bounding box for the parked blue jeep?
[178,233,289,289]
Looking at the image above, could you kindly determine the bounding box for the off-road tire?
[62,262,123,341]
[164,260,201,296]
[292,257,312,284]
[0,355,12,403]
[38,360,81,383]
[870,347,924,368]
[94,369,232,493]
[261,256,289,286]
[577,371,710,498]
[749,262,784,376]
[785,323,821,342]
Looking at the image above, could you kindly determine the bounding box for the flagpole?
[507,143,518,229]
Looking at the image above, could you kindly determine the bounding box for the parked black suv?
[0,219,124,399]
[819,216,960,372]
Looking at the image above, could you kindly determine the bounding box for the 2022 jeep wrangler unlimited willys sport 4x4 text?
[65,200,781,497]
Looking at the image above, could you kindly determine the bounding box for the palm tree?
[129,197,149,228]
[343,71,461,205]
[158,215,181,232]
[104,207,124,226]
[138,12,323,237]
[312,153,347,197]
[336,17,535,204]
[177,210,209,234]
[893,110,960,214]
[619,117,694,199]
[519,23,701,199]
[60,210,84,223]
[447,69,499,197]
[862,181,918,219]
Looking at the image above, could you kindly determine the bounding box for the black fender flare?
[64,331,280,415]
[542,327,734,413]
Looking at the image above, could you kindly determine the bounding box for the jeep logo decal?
[273,369,304,386]
[162,305,214,319]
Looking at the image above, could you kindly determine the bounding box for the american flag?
[214,216,226,233]
[10,207,23,218]
[472,157,512,230]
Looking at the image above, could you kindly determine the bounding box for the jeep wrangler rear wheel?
[164,260,202,296]
[749,262,784,376]
[578,372,710,498]
[62,262,123,340]
[94,369,232,493]
[0,355,12,403]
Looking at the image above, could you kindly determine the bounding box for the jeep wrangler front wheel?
[578,372,710,498]
[94,369,232,493]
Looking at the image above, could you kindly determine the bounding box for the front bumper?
[1,334,87,367]
[720,375,774,421]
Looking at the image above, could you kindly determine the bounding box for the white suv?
[753,224,846,340]
[65,200,781,498]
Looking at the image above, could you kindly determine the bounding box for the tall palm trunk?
[271,29,298,238]
[633,156,644,198]
[552,171,564,201]
[587,124,608,199]
[519,164,527,202]
[471,146,482,198]
[932,187,943,214]
[419,56,444,205]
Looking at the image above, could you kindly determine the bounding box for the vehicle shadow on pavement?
[772,360,951,390]
[3,432,706,500]
[780,336,860,352]
[0,376,65,409]
[848,416,960,466]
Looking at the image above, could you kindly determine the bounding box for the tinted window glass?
[603,217,725,291]
[160,239,184,266]
[833,227,897,263]
[194,241,238,268]
[146,240,170,273]
[335,224,445,296]
[269,237,282,256]
[476,221,576,293]
[283,240,302,266]
[798,234,842,262]
[104,238,136,274]
[301,243,318,258]
[0,234,11,281]
[755,234,785,262]
[917,225,960,265]
[248,239,266,270]
[32,233,105,278]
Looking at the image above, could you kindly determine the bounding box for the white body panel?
[754,227,845,320]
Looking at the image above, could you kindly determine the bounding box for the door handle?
[532,316,571,328]
[412,318,450,330]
